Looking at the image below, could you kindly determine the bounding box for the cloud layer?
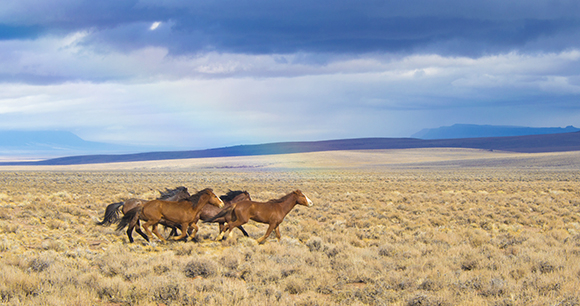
[1,0,580,150]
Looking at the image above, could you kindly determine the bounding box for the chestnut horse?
[209,190,313,244]
[117,188,223,243]
[96,186,190,226]
[195,190,251,239]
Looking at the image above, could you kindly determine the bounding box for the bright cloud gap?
[149,22,161,31]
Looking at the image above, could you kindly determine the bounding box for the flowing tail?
[116,206,142,231]
[96,202,124,226]
[205,205,236,223]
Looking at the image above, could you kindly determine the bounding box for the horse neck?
[191,195,210,213]
[231,194,248,204]
[277,194,298,214]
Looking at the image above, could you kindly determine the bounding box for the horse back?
[122,198,147,214]
[143,199,195,224]
[236,201,278,224]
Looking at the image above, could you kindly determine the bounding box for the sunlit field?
[1,149,580,305]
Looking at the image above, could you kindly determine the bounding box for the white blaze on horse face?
[213,192,225,208]
[305,195,313,207]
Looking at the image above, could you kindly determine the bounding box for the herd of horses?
[97,187,314,244]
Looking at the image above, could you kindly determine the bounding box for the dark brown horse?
[96,186,190,226]
[195,190,251,239]
[209,190,313,244]
[117,188,224,243]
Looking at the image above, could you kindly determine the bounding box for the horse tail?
[205,205,235,223]
[116,206,142,231]
[96,202,124,226]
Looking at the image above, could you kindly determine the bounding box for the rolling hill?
[412,124,580,139]
[2,131,580,166]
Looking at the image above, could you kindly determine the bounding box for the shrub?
[306,236,322,252]
[184,258,218,278]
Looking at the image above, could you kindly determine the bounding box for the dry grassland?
[1,149,580,305]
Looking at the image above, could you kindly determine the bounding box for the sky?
[1,0,580,150]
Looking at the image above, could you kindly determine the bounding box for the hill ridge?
[2,131,580,166]
[412,124,580,139]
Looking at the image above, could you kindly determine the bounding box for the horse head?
[294,190,313,207]
[205,188,225,208]
[237,191,252,202]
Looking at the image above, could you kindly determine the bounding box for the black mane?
[187,188,214,208]
[158,186,189,200]
[220,190,247,203]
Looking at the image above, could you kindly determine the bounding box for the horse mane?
[220,190,246,202]
[266,191,296,204]
[158,186,188,200]
[187,188,213,208]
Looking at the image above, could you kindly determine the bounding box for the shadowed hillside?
[2,131,580,166]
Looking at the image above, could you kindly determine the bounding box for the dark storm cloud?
[0,24,43,40]
[164,2,580,56]
[2,0,580,149]
[4,0,580,56]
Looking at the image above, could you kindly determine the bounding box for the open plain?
[1,148,580,305]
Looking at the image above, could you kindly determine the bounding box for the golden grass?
[1,149,580,305]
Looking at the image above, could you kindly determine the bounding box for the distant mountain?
[0,130,155,158]
[3,131,580,166]
[412,124,580,139]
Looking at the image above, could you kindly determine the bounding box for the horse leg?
[275,226,281,241]
[223,210,249,240]
[135,227,149,242]
[189,223,200,242]
[127,217,146,243]
[142,220,160,242]
[169,227,178,238]
[216,229,227,241]
[238,225,249,237]
[256,223,278,244]
[171,223,189,241]
[133,220,149,242]
[151,224,166,242]
[216,221,235,241]
[126,226,135,243]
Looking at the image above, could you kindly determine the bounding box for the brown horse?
[209,190,313,244]
[117,188,223,243]
[195,190,251,239]
[166,190,252,240]
[96,186,190,226]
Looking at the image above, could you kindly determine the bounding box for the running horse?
[208,190,313,244]
[96,186,190,226]
[117,188,224,243]
[195,190,252,239]
[164,190,252,240]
